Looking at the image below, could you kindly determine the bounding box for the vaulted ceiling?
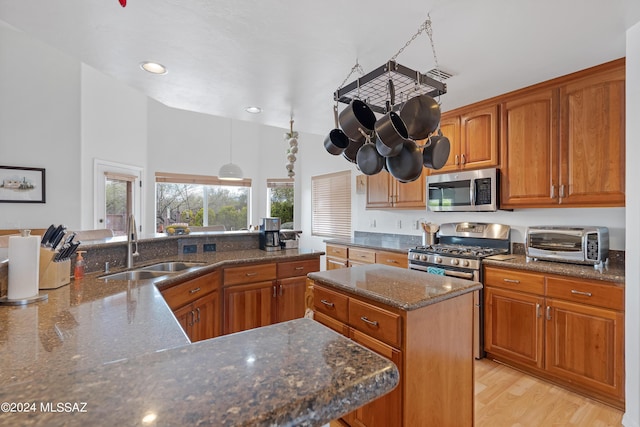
[1,0,639,135]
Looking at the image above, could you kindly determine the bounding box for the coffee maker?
[259,217,281,251]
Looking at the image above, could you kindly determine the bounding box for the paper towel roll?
[8,230,40,300]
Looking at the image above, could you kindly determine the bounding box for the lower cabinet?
[160,270,221,342]
[484,265,625,408]
[223,280,274,334]
[325,244,408,270]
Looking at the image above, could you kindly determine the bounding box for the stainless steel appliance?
[408,222,511,359]
[525,226,609,269]
[259,217,281,251]
[427,167,499,212]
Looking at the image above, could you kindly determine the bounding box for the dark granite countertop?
[309,264,482,311]
[0,319,398,427]
[324,233,421,254]
[482,254,625,285]
[0,249,399,425]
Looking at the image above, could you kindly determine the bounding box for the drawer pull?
[195,307,201,323]
[189,287,201,294]
[536,303,541,318]
[328,260,347,266]
[546,306,552,320]
[320,299,334,308]
[360,316,379,327]
[294,266,305,270]
[245,272,258,277]
[503,278,520,284]
[386,259,398,263]
[570,289,593,297]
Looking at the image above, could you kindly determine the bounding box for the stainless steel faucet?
[127,214,139,268]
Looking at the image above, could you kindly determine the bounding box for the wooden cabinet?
[224,259,320,333]
[434,103,499,174]
[375,250,408,268]
[483,265,625,408]
[500,58,625,208]
[348,247,376,265]
[311,282,474,426]
[160,270,221,342]
[365,169,426,209]
[326,244,348,270]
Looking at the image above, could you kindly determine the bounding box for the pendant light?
[219,119,243,181]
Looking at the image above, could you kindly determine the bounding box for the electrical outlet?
[397,220,402,229]
[414,220,420,230]
[370,219,376,228]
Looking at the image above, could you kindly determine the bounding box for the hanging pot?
[386,140,423,183]
[375,135,403,157]
[338,99,377,143]
[400,94,441,140]
[356,142,385,176]
[342,139,364,163]
[323,105,350,155]
[422,135,451,170]
[375,79,409,152]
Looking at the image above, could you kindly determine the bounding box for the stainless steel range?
[408,222,511,358]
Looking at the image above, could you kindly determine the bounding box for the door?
[94,159,142,235]
[559,65,625,206]
[393,170,427,208]
[484,287,545,368]
[460,104,499,170]
[190,291,220,342]
[545,298,624,399]
[366,171,392,208]
[276,276,306,323]
[436,115,461,173]
[223,281,273,334]
[173,303,194,341]
[500,88,559,207]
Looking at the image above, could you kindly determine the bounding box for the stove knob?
[462,260,470,267]
[435,257,442,264]
[413,254,420,260]
[451,259,459,266]
[420,254,427,261]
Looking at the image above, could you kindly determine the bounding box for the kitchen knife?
[65,241,81,261]
[50,229,67,251]
[56,243,72,261]
[64,232,76,245]
[46,225,65,248]
[41,224,56,246]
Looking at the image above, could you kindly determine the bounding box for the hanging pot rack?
[333,60,446,114]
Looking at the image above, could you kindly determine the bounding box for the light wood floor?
[475,358,624,427]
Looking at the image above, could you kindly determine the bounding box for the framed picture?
[0,166,46,203]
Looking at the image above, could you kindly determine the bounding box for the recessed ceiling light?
[140,62,167,75]
[245,106,262,114]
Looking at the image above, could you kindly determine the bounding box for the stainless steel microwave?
[427,168,498,212]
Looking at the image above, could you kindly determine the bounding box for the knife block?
[39,248,71,289]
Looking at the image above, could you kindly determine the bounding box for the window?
[267,179,294,229]
[155,172,251,232]
[95,160,143,236]
[311,171,351,238]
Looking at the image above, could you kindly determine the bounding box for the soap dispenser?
[74,251,86,279]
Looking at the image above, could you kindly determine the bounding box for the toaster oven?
[525,226,609,268]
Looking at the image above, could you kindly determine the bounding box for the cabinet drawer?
[376,250,408,268]
[484,266,545,294]
[349,248,376,264]
[161,271,219,311]
[546,276,624,311]
[313,311,349,337]
[326,244,348,259]
[349,299,401,347]
[224,263,276,286]
[277,259,320,278]
[313,285,349,324]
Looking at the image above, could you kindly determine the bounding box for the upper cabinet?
[434,103,500,174]
[500,58,625,208]
[366,169,426,209]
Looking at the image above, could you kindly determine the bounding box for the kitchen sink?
[140,261,205,272]
[99,270,173,281]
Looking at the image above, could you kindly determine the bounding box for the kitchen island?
[0,249,398,426]
[308,264,482,427]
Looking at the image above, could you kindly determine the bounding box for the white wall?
[0,25,81,229]
[623,20,640,427]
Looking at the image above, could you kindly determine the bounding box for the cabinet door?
[173,303,194,341]
[460,104,499,170]
[190,291,220,342]
[545,298,624,400]
[484,287,545,369]
[223,281,273,334]
[276,276,306,323]
[347,329,402,427]
[366,171,393,209]
[500,89,559,208]
[326,257,348,270]
[559,65,625,206]
[435,115,461,173]
[392,169,427,208]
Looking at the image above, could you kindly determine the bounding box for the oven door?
[409,261,484,359]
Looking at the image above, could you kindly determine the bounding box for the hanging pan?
[338,99,377,143]
[323,104,350,155]
[422,133,451,170]
[386,140,423,183]
[356,135,385,176]
[400,94,441,140]
[375,79,409,154]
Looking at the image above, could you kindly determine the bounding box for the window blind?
[155,172,252,187]
[104,171,137,182]
[267,178,294,188]
[312,171,351,238]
